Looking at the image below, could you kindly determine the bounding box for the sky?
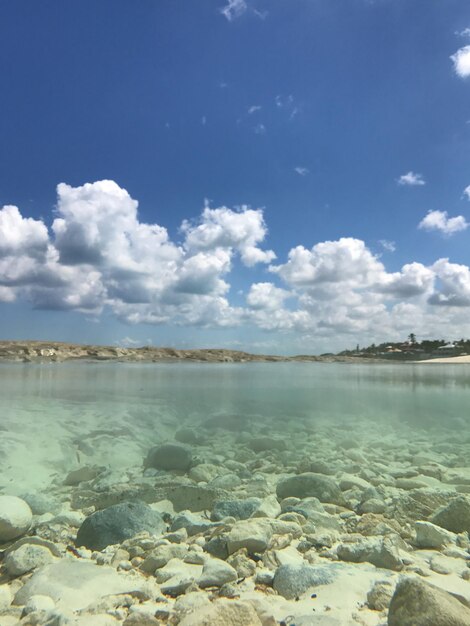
[1,0,470,354]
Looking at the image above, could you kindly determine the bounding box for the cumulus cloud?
[248,105,261,114]
[451,45,470,78]
[397,171,425,186]
[418,210,468,235]
[182,205,275,266]
[294,167,309,176]
[5,180,470,349]
[0,205,48,258]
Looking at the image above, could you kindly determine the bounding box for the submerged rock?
[276,473,344,505]
[198,558,238,587]
[178,599,262,626]
[388,577,470,626]
[211,498,262,521]
[273,563,336,599]
[414,520,456,549]
[0,495,32,542]
[430,496,470,534]
[227,520,272,554]
[76,501,166,551]
[4,543,54,576]
[144,444,192,471]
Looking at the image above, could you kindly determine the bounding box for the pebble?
[273,563,336,599]
[276,473,344,505]
[198,558,238,587]
[227,520,273,554]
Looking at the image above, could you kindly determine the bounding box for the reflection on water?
[1,361,470,428]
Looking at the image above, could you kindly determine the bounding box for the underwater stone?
[4,543,54,576]
[0,495,33,542]
[198,558,238,588]
[20,493,58,516]
[227,520,272,554]
[276,473,344,505]
[414,520,456,549]
[388,577,470,626]
[144,444,193,471]
[273,563,336,599]
[75,501,166,551]
[430,496,470,534]
[211,497,262,521]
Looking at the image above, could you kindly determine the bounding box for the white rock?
[5,543,54,576]
[227,520,272,555]
[23,594,56,615]
[198,558,238,587]
[415,521,457,549]
[0,495,32,542]
[0,584,13,611]
[250,495,281,519]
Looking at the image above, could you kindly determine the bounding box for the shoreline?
[2,339,467,365]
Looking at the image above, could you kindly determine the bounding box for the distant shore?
[0,340,467,364]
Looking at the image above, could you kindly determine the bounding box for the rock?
[202,414,248,432]
[0,584,12,611]
[0,495,33,542]
[174,591,212,616]
[189,463,222,483]
[273,563,336,599]
[276,473,344,505]
[64,465,104,486]
[430,496,470,534]
[212,498,262,521]
[358,498,386,514]
[366,580,394,611]
[248,437,287,452]
[251,495,281,518]
[22,594,56,615]
[388,577,470,626]
[144,444,192,471]
[140,544,188,572]
[4,543,54,576]
[178,599,262,626]
[337,537,404,571]
[339,474,372,491]
[168,485,229,512]
[227,520,272,555]
[204,535,229,560]
[414,520,456,549]
[76,501,166,551]
[175,428,203,445]
[227,551,257,578]
[171,511,215,536]
[20,493,58,515]
[14,558,150,610]
[198,558,238,587]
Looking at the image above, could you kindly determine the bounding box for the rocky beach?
[1,361,470,626]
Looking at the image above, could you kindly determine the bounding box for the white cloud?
[246,282,290,310]
[456,28,470,38]
[182,205,275,267]
[379,239,396,252]
[0,205,48,258]
[7,180,470,349]
[418,210,468,236]
[463,185,470,200]
[254,123,266,134]
[220,0,247,21]
[294,167,309,176]
[397,171,426,186]
[248,105,261,114]
[451,45,470,78]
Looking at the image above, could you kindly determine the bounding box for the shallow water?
[1,361,470,493]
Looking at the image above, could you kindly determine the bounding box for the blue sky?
[1,0,470,353]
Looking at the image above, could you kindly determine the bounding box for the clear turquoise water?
[1,362,469,492]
